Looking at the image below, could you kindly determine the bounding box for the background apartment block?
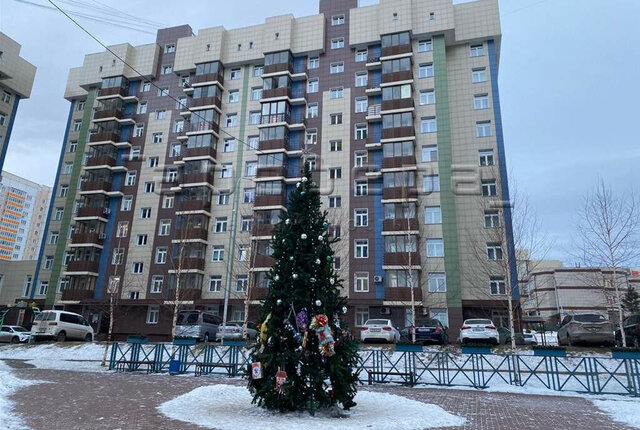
[0,32,36,174]
[35,0,514,341]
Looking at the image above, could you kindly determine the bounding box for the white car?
[360,319,400,344]
[458,319,500,345]
[0,326,31,343]
[216,323,258,341]
[31,310,94,342]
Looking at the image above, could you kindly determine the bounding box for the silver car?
[175,311,221,342]
[557,313,615,346]
[0,326,31,343]
[216,323,258,341]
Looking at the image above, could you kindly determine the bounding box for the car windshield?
[177,312,199,325]
[34,312,56,321]
[574,314,606,323]
[11,327,28,332]
[465,319,492,325]
[417,320,440,327]
[366,319,389,326]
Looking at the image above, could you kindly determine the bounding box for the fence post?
[108,341,118,370]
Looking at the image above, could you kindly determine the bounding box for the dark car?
[497,327,537,345]
[401,319,448,345]
[615,314,640,347]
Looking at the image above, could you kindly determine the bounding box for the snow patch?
[158,385,465,429]
[0,343,110,361]
[592,399,640,429]
[0,360,40,430]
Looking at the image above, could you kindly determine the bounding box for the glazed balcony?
[381,44,412,58]
[183,172,214,185]
[264,62,293,76]
[252,223,275,237]
[384,287,423,302]
[249,287,269,301]
[176,257,205,271]
[177,199,211,212]
[183,146,217,160]
[71,232,105,246]
[382,126,415,140]
[81,180,112,193]
[253,254,275,267]
[176,228,208,241]
[76,206,110,219]
[262,86,292,100]
[381,70,413,84]
[61,288,95,301]
[384,252,421,266]
[254,194,286,208]
[256,166,286,178]
[260,113,290,125]
[93,109,123,121]
[86,155,117,168]
[89,131,121,144]
[97,86,128,98]
[168,288,202,301]
[383,218,419,232]
[191,96,222,109]
[382,187,418,200]
[381,98,414,112]
[258,139,289,152]
[186,121,219,134]
[192,72,224,86]
[66,260,100,274]
[382,155,416,169]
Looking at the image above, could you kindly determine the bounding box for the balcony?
[185,121,219,135]
[264,62,293,76]
[256,166,286,178]
[76,206,110,219]
[81,180,112,193]
[252,223,275,237]
[183,145,217,160]
[253,254,275,267]
[175,228,208,241]
[192,73,224,86]
[254,194,286,208]
[177,199,211,213]
[176,257,205,271]
[97,86,127,98]
[66,260,100,274]
[249,287,269,301]
[383,218,419,232]
[381,70,413,84]
[260,113,290,125]
[89,132,120,144]
[86,155,116,168]
[258,139,289,152]
[182,172,214,185]
[381,44,412,58]
[71,232,105,247]
[384,252,421,266]
[61,288,94,301]
[366,105,382,121]
[383,187,418,200]
[262,87,292,100]
[382,155,417,170]
[381,98,414,112]
[384,287,423,302]
[168,288,202,301]
[191,96,221,110]
[382,126,415,140]
[93,109,123,121]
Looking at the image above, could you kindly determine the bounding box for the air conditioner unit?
[373,275,383,283]
[99,233,107,240]
[380,307,391,315]
[103,208,111,215]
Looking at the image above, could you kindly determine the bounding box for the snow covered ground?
[158,384,465,430]
[0,343,110,372]
[0,361,41,430]
[591,398,640,429]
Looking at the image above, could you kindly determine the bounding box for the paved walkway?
[3,360,631,430]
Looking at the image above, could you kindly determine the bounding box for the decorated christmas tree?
[247,163,359,414]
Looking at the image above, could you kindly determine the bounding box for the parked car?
[360,319,400,344]
[216,322,258,341]
[615,314,640,347]
[0,325,31,343]
[458,319,500,345]
[175,310,221,342]
[30,311,94,342]
[401,319,449,345]
[497,328,538,345]
[557,313,615,346]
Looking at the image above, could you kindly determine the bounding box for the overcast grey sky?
[1,0,639,264]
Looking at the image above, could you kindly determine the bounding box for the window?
[422,145,438,162]
[228,90,240,103]
[58,185,68,197]
[306,104,318,119]
[132,262,144,274]
[384,236,417,253]
[54,207,64,221]
[420,90,435,105]
[330,62,344,74]
[72,120,82,132]
[331,14,345,26]
[329,140,343,152]
[38,281,49,296]
[245,161,257,177]
[0,114,6,126]
[428,273,447,292]
[125,172,136,186]
[426,239,444,257]
[165,44,176,53]
[425,206,442,224]
[116,221,129,237]
[354,273,369,292]
[328,196,342,208]
[355,124,367,140]
[308,57,319,69]
[356,49,367,62]
[421,117,437,133]
[355,240,369,258]
[223,139,236,153]
[247,136,259,149]
[476,121,492,137]
[330,113,343,125]
[3,90,13,104]
[63,162,74,174]
[176,96,187,109]
[136,234,148,246]
[487,243,503,260]
[170,144,181,158]
[151,276,163,293]
[419,63,434,78]
[484,211,500,228]
[423,175,440,193]
[241,216,252,232]
[136,102,147,115]
[355,151,368,167]
[490,277,506,295]
[158,87,169,97]
[418,39,433,52]
[214,217,228,233]
[470,44,485,57]
[474,94,490,110]
[355,97,368,113]
[330,87,344,99]
[144,182,155,193]
[355,180,368,196]
[472,68,488,83]
[329,167,342,179]
[226,114,238,127]
[140,207,152,219]
[133,123,144,137]
[155,247,168,264]
[174,120,184,133]
[355,307,369,327]
[162,195,174,209]
[44,256,54,270]
[238,245,249,261]
[307,79,319,93]
[68,141,78,153]
[147,157,159,168]
[217,192,230,205]
[482,180,497,196]
[243,188,255,203]
[251,87,263,100]
[331,38,345,49]
[141,82,151,92]
[159,220,171,236]
[146,306,159,324]
[429,11,435,20]
[355,72,368,87]
[253,65,264,77]
[129,291,140,300]
[209,276,222,292]
[212,246,225,262]
[121,196,133,211]
[220,164,233,178]
[230,68,241,80]
[354,209,369,227]
[333,257,341,270]
[236,275,248,292]
[479,150,494,166]
[162,64,173,75]
[129,147,141,160]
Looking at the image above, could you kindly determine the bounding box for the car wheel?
[11,336,19,344]
[56,331,66,342]
[203,333,210,343]
[84,333,92,342]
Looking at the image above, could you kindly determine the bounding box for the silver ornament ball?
[315,300,322,307]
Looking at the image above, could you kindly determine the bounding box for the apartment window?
[329,167,342,179]
[144,182,155,193]
[421,117,437,133]
[429,12,435,20]
[419,63,434,78]
[136,234,148,246]
[482,180,497,196]
[331,37,345,49]
[355,72,368,87]
[140,207,152,219]
[170,144,181,157]
[428,273,447,292]
[38,281,49,296]
[243,188,255,203]
[425,206,442,224]
[472,68,488,83]
[355,307,369,327]
[72,120,82,132]
[174,120,184,133]
[306,104,319,119]
[54,207,64,221]
[151,276,163,293]
[330,87,344,99]
[474,94,490,110]
[237,245,249,261]
[121,196,133,211]
[155,247,168,264]
[61,162,74,175]
[329,140,343,152]
[228,90,240,103]
[308,57,319,69]
[356,49,367,62]
[226,114,238,127]
[136,102,147,115]
[355,97,368,113]
[129,291,140,300]
[220,164,233,178]
[43,255,54,270]
[253,65,264,77]
[330,113,343,125]
[331,14,345,25]
[209,276,222,292]
[470,44,485,57]
[147,157,159,168]
[354,273,369,292]
[477,121,492,137]
[484,211,501,228]
[133,123,144,137]
[236,275,248,292]
[487,243,504,260]
[247,136,259,149]
[355,151,368,167]
[230,68,241,80]
[355,240,369,258]
[427,239,444,257]
[165,44,176,53]
[333,257,341,270]
[129,147,141,161]
[354,179,369,196]
[423,175,440,193]
[159,219,171,236]
[354,209,369,227]
[68,141,78,153]
[162,195,174,209]
[490,277,506,295]
[248,88,262,102]
[418,39,433,52]
[214,217,228,233]
[245,161,257,177]
[330,62,344,74]
[479,150,494,166]
[158,88,169,97]
[355,124,368,140]
[223,139,236,153]
[132,262,144,274]
[212,246,225,262]
[307,79,319,93]
[3,91,13,104]
[125,172,136,186]
[241,216,253,232]
[161,65,173,75]
[48,230,59,245]
[328,196,342,208]
[176,96,187,109]
[116,221,129,238]
[141,82,151,92]
[420,90,435,105]
[146,306,159,324]
[154,111,167,123]
[217,192,230,205]
[421,145,438,162]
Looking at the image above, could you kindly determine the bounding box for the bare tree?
[574,180,640,347]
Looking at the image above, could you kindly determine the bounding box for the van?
[30,310,94,342]
[175,310,221,342]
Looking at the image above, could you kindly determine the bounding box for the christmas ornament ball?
[289,256,294,261]
[285,219,291,225]
[301,177,308,183]
[277,299,283,305]
[315,258,321,264]
[293,274,299,279]
[301,234,307,239]
[315,299,322,306]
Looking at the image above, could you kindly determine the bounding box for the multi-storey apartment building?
[0,171,51,260]
[0,32,36,174]
[36,0,514,341]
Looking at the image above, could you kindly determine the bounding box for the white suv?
[458,319,500,345]
[31,311,94,342]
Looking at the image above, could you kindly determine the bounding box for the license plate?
[37,329,46,333]
[473,327,483,332]
[417,328,433,333]
[370,328,381,332]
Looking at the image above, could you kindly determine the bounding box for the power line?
[501,0,550,17]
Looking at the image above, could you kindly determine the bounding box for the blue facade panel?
[0,95,20,173]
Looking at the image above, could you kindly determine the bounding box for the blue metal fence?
[108,343,640,397]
